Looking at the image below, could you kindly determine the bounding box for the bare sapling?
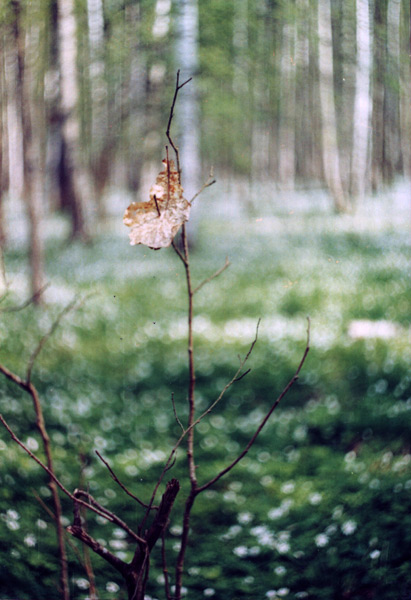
[0,72,310,600]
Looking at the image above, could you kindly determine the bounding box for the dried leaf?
[123,159,190,249]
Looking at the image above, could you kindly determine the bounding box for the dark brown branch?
[144,478,180,552]
[171,240,187,265]
[0,414,144,534]
[153,195,161,217]
[197,318,311,493]
[143,319,261,518]
[73,489,146,546]
[193,257,230,294]
[67,523,129,578]
[166,70,192,179]
[95,450,156,510]
[161,530,172,600]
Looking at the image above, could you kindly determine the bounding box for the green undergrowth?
[0,202,410,599]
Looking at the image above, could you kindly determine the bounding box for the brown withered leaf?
[123,159,190,249]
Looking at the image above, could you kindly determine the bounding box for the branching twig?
[171,393,185,433]
[197,317,311,493]
[0,413,145,545]
[0,283,49,313]
[193,256,230,294]
[26,295,81,383]
[166,70,192,179]
[95,450,156,510]
[189,174,216,205]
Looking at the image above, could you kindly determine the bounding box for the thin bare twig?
[193,256,230,294]
[189,175,216,205]
[26,295,80,383]
[171,392,185,433]
[0,413,146,545]
[171,240,187,265]
[0,283,49,313]
[161,531,172,600]
[197,317,311,493]
[166,70,192,179]
[95,450,156,510]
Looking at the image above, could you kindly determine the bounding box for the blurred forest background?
[0,1,410,599]
[0,0,410,265]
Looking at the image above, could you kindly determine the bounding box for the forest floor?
[0,179,410,600]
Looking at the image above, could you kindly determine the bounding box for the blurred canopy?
[0,0,410,237]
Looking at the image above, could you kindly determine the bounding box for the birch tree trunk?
[350,0,372,201]
[175,0,201,242]
[278,18,296,189]
[87,0,109,214]
[371,0,385,190]
[383,0,403,182]
[4,1,45,302]
[4,22,24,201]
[57,0,88,239]
[0,40,6,249]
[317,0,348,211]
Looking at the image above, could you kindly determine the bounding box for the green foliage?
[0,201,410,599]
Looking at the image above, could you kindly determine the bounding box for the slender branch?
[0,414,144,540]
[171,393,185,433]
[193,257,230,295]
[0,283,49,313]
[189,175,216,205]
[26,295,80,383]
[142,319,261,518]
[153,195,161,217]
[73,489,146,546]
[95,450,156,510]
[161,530,172,600]
[171,240,187,265]
[67,522,129,577]
[32,489,89,573]
[166,70,192,179]
[197,318,311,493]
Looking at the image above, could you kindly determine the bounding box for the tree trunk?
[350,0,372,201]
[383,0,403,182]
[278,18,296,189]
[87,0,110,217]
[3,20,24,201]
[175,0,201,243]
[0,37,6,249]
[371,0,385,191]
[4,1,45,303]
[57,0,88,240]
[317,0,348,211]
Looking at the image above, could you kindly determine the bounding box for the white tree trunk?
[317,0,348,211]
[383,0,402,180]
[350,0,372,201]
[4,31,24,200]
[175,0,201,241]
[278,20,296,188]
[57,0,88,238]
[87,0,106,158]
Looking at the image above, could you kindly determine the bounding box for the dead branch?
[189,173,216,204]
[171,392,185,433]
[95,450,156,510]
[26,295,80,382]
[193,256,230,294]
[0,283,49,313]
[197,318,311,493]
[166,70,192,179]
